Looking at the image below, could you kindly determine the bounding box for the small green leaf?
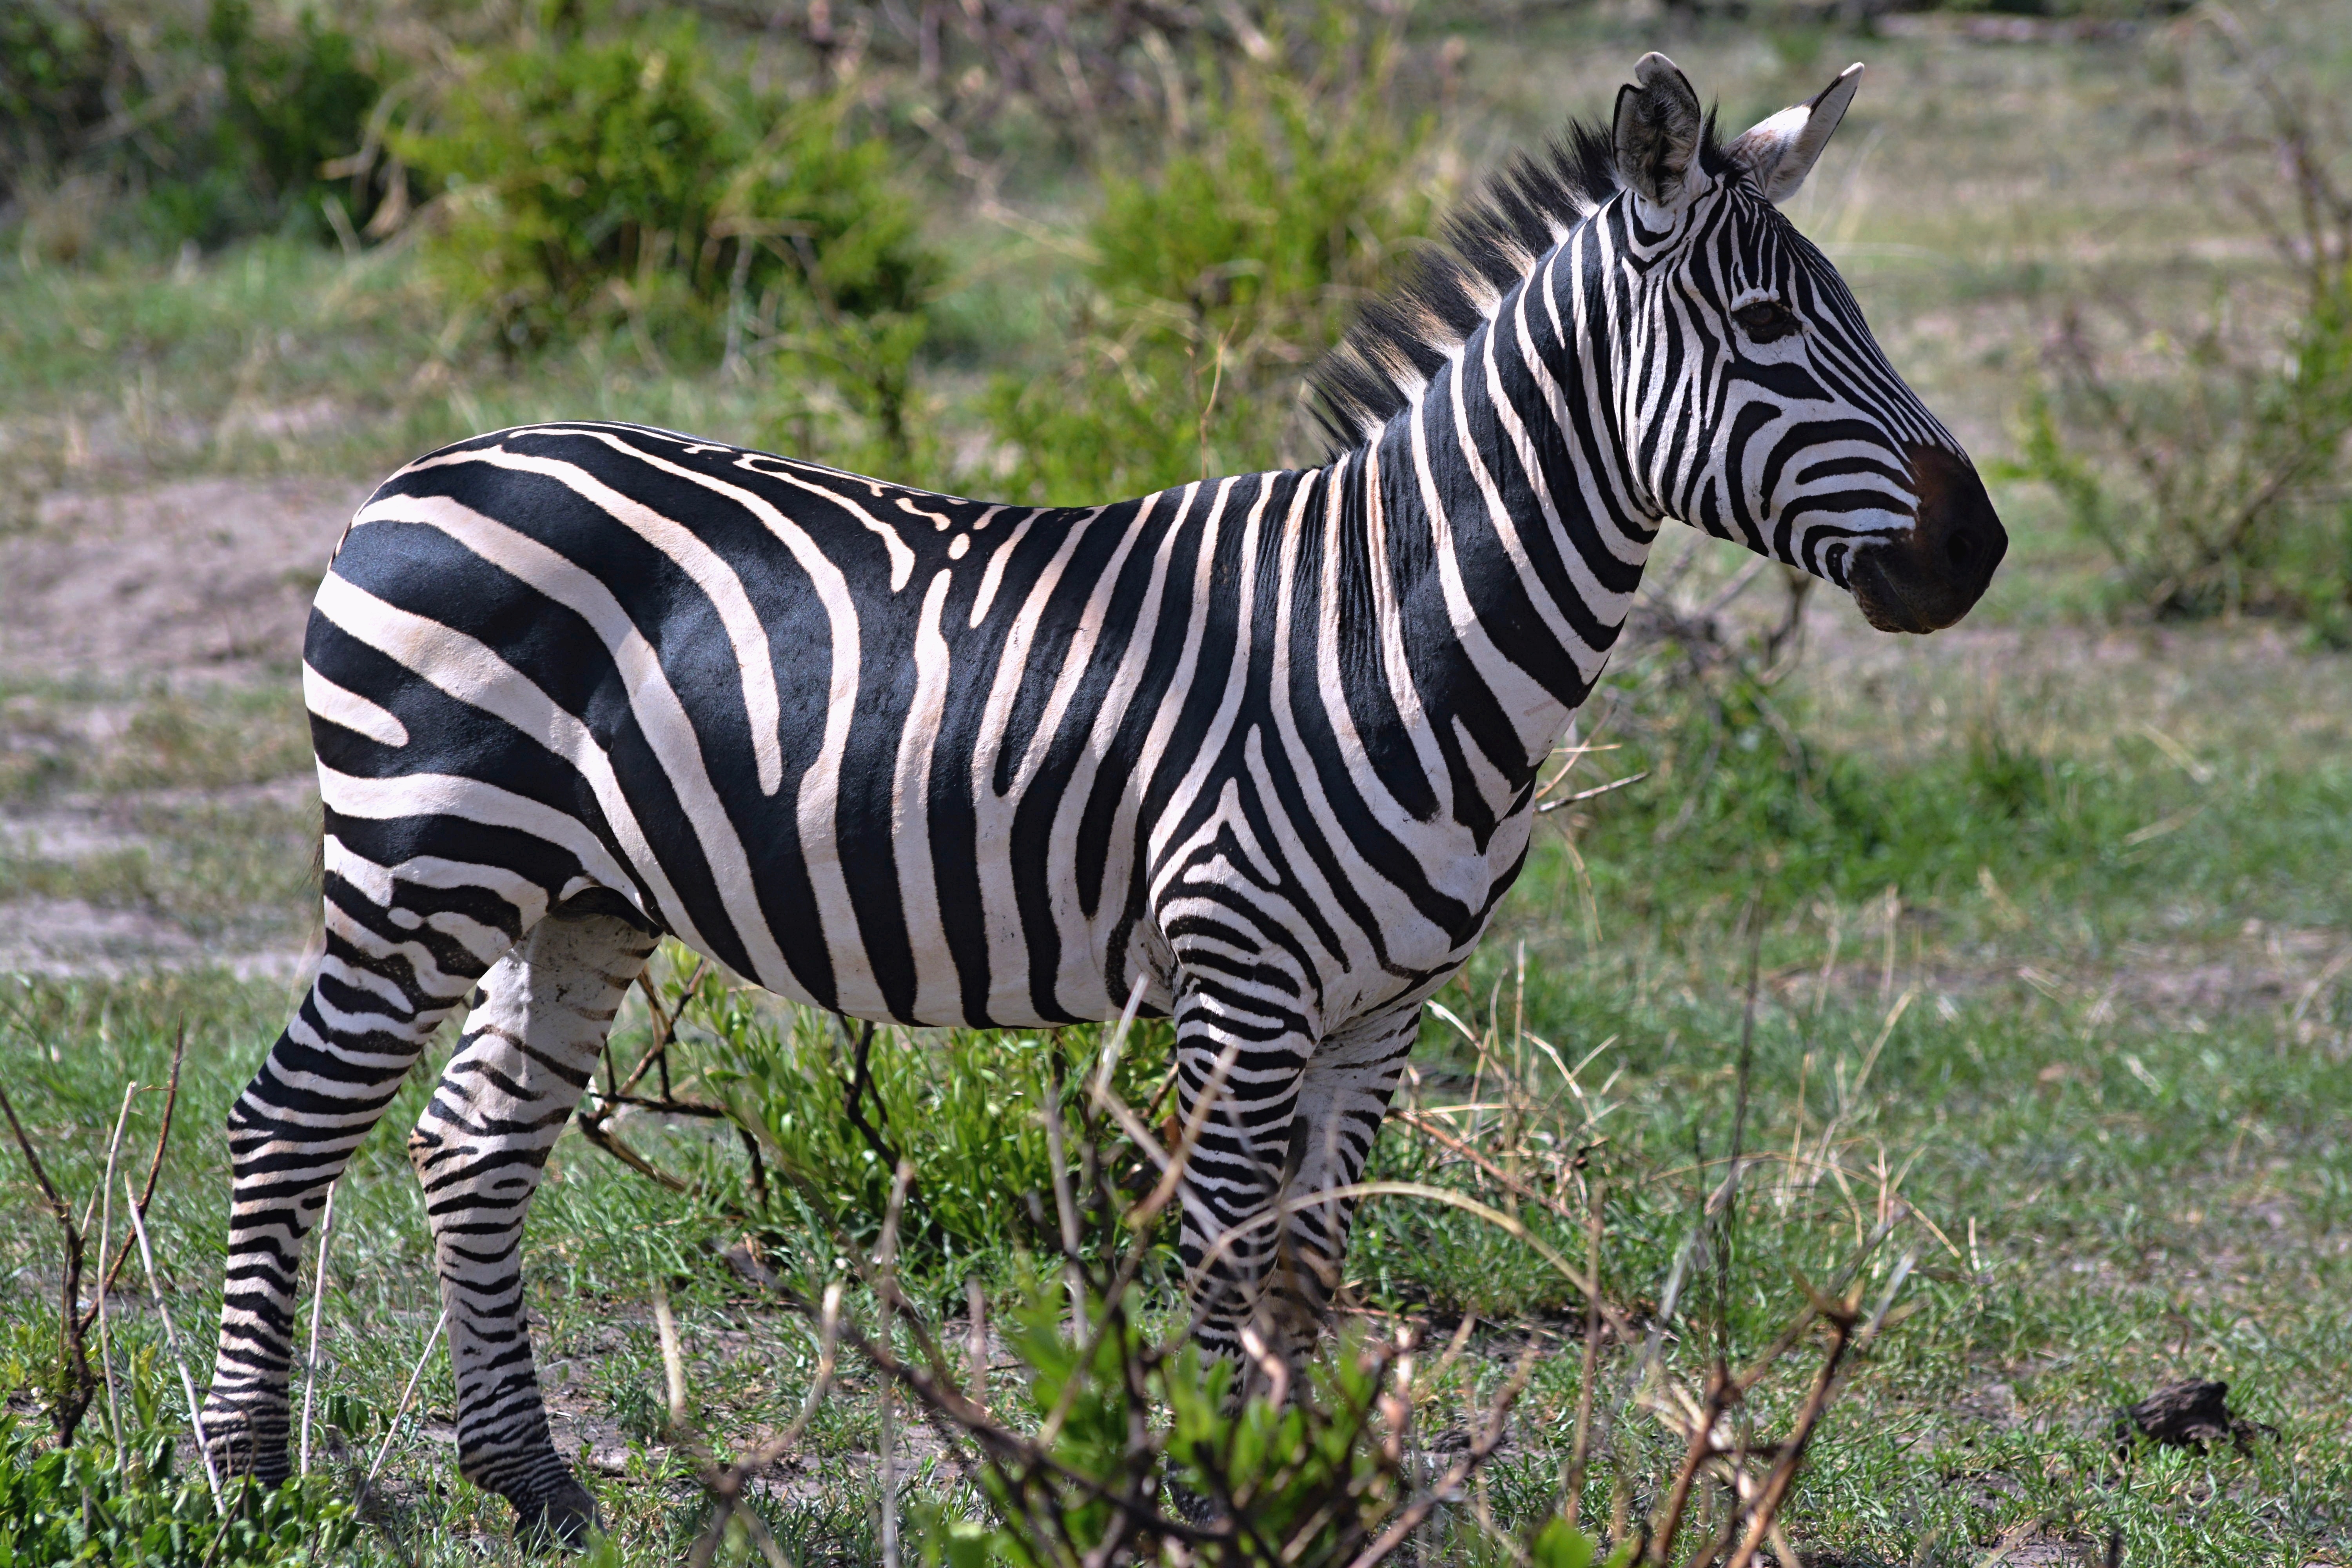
[1530,1514,1598,1568]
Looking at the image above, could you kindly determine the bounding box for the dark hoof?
[513,1479,601,1553]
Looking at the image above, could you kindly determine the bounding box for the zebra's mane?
[1309,109,1729,448]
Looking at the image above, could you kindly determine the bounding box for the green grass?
[0,621,2344,1561]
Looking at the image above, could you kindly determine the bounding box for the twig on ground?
[299,1181,338,1477]
[123,1175,222,1510]
[366,1307,451,1490]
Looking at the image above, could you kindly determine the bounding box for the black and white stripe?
[201,53,2002,1538]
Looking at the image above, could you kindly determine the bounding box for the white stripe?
[892,569,959,1024]
[304,665,410,748]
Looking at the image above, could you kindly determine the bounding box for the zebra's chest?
[1137,741,1538,1026]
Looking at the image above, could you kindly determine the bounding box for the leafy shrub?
[395,19,938,363]
[984,13,1441,502]
[0,0,387,252]
[0,1412,359,1566]
[671,956,1172,1282]
[202,0,383,236]
[0,0,133,189]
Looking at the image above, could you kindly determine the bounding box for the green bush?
[203,0,383,236]
[984,15,1440,503]
[1,0,386,252]
[395,18,939,368]
[0,1,129,187]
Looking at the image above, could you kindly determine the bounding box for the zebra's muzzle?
[1849,444,2006,634]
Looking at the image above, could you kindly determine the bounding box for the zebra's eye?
[1732,299,1800,343]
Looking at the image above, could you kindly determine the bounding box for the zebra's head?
[1610,53,2004,632]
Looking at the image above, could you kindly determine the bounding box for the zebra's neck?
[1325,209,1656,832]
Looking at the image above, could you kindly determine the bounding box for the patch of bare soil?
[0,895,308,980]
[2,476,363,684]
[2,478,357,976]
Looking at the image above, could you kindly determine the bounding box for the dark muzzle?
[1847,444,2007,634]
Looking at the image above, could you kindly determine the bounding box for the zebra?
[201,52,2003,1542]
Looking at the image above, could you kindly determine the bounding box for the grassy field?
[2,7,2350,1566]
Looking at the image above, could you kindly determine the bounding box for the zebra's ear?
[1613,53,1707,211]
[1727,63,1864,204]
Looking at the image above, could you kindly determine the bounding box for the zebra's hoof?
[512,1479,601,1553]
[201,1410,290,1490]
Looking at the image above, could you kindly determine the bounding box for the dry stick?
[575,1115,695,1193]
[878,1160,913,1568]
[366,1307,451,1490]
[1348,1342,1544,1568]
[122,1177,222,1510]
[95,1081,140,1463]
[1040,1065,1085,1332]
[1646,1361,1738,1566]
[0,1080,94,1445]
[93,1029,184,1309]
[1566,1178,1606,1528]
[1393,1108,1580,1221]
[655,1283,688,1430]
[686,1281,843,1568]
[1532,769,1651,814]
[298,1182,338,1477]
[1719,1312,1860,1568]
[965,1276,989,1416]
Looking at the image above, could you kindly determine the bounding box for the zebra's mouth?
[1849,445,2007,634]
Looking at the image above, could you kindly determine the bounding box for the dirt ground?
[2,477,363,684]
[0,477,361,976]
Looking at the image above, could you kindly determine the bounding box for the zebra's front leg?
[405,897,655,1546]
[1169,982,1318,1377]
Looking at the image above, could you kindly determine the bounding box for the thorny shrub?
[593,944,1927,1567]
[2012,13,2352,637]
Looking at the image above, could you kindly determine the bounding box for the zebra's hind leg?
[1264,1002,1423,1357]
[204,869,514,1486]
[405,890,655,1547]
